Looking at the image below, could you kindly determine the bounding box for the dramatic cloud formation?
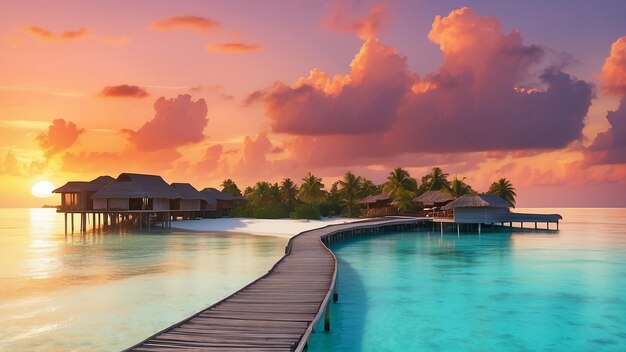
[195,144,225,175]
[149,16,219,34]
[323,3,388,40]
[262,39,410,135]
[99,85,149,98]
[600,36,626,96]
[207,43,261,53]
[22,26,89,41]
[37,119,84,156]
[125,94,208,151]
[255,6,593,167]
[586,37,626,165]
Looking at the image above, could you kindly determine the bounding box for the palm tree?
[338,171,362,217]
[248,181,274,208]
[487,178,517,207]
[382,167,417,199]
[298,173,326,205]
[221,179,242,196]
[392,188,415,214]
[421,167,450,192]
[360,178,379,197]
[279,178,298,211]
[446,176,475,198]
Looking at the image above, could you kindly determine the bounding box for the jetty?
[125,217,423,352]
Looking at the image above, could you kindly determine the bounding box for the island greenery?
[226,167,516,220]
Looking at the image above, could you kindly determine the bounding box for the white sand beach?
[171,217,360,238]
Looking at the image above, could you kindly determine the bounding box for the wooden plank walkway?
[125,217,421,352]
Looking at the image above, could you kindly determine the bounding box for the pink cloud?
[600,36,626,96]
[22,26,89,41]
[207,43,261,53]
[37,119,84,156]
[194,144,226,175]
[99,85,148,98]
[254,6,592,167]
[125,94,208,151]
[149,16,219,34]
[322,3,388,40]
[262,39,410,135]
[585,99,626,164]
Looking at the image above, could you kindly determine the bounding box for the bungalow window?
[63,193,78,206]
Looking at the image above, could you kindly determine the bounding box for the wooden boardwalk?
[125,217,421,352]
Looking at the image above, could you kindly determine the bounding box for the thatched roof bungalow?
[54,175,114,211]
[413,190,455,207]
[170,183,205,211]
[92,173,181,211]
[442,194,509,223]
[358,193,395,217]
[200,188,247,216]
[443,194,562,227]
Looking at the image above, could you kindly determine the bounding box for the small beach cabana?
[413,190,455,216]
[359,193,395,217]
[92,173,181,211]
[200,188,247,217]
[54,175,114,212]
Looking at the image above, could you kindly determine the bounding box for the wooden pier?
[125,217,423,352]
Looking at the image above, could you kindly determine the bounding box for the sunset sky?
[1,0,625,207]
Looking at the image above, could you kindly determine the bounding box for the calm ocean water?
[0,208,288,351]
[309,208,626,351]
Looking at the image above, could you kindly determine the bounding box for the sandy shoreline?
[170,217,360,238]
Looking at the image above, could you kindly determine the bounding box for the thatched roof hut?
[171,183,205,200]
[442,194,509,210]
[54,175,114,211]
[413,190,454,206]
[358,193,391,204]
[93,173,180,199]
[200,188,246,215]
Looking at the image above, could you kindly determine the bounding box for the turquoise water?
[309,208,626,351]
[0,209,288,351]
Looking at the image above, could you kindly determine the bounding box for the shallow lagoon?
[0,209,287,351]
[309,208,626,351]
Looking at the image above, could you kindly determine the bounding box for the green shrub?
[291,204,321,220]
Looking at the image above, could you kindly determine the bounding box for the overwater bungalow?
[92,173,181,211]
[359,193,395,217]
[170,183,206,219]
[413,190,455,216]
[200,188,247,217]
[53,175,114,212]
[441,194,562,231]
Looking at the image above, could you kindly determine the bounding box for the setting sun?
[31,181,55,198]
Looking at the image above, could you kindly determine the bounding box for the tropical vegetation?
[225,167,517,219]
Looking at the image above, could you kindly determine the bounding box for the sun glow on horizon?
[31,181,55,198]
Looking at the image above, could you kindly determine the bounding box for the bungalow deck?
[124,217,423,352]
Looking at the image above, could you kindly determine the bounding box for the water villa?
[170,182,206,219]
[54,175,114,212]
[439,194,562,232]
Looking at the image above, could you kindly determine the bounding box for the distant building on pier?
[53,175,114,212]
[92,173,181,211]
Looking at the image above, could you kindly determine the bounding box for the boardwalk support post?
[324,304,331,331]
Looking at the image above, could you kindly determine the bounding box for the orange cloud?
[207,43,261,53]
[22,26,89,41]
[149,16,219,34]
[323,3,388,40]
[125,94,208,151]
[0,151,22,176]
[600,36,626,96]
[99,85,149,98]
[37,119,84,157]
